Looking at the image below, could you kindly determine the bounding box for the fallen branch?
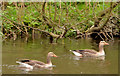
[2,15,60,38]
[86,2,119,33]
[94,2,119,27]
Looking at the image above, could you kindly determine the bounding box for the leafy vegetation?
[1,2,120,42]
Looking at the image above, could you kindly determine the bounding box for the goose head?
[99,41,109,46]
[48,52,57,57]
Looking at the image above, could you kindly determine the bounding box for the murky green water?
[2,38,118,74]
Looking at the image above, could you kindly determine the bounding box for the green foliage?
[2,2,118,38]
[0,31,3,36]
[65,29,77,37]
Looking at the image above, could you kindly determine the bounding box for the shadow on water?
[2,37,119,74]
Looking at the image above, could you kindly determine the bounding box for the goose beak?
[53,54,58,57]
[105,42,109,45]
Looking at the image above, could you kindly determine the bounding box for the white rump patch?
[71,51,82,56]
[16,61,33,69]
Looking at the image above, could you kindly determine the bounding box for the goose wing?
[71,49,97,54]
[82,49,97,54]
[30,60,45,65]
[19,59,45,66]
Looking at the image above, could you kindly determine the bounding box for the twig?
[97,33,104,41]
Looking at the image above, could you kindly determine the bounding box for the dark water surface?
[2,38,118,74]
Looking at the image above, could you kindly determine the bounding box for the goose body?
[70,41,109,57]
[16,52,57,69]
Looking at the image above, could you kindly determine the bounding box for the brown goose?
[70,41,109,57]
[16,52,57,69]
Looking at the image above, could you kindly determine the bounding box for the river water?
[2,38,118,74]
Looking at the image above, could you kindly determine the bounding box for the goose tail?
[69,50,82,57]
[16,61,22,64]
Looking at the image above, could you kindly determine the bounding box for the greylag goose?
[16,52,57,69]
[70,41,109,57]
